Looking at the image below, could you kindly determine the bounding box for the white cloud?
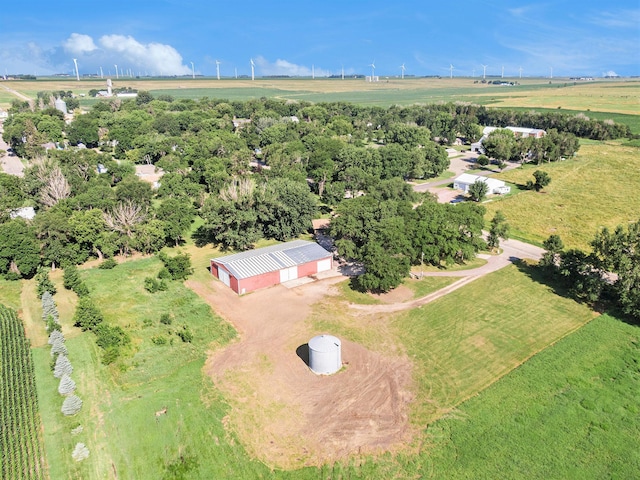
[588,9,640,29]
[63,33,97,55]
[99,35,191,76]
[254,56,332,77]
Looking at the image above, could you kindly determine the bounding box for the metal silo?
[54,98,67,114]
[308,335,341,375]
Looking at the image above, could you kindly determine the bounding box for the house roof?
[212,240,332,280]
[454,173,506,189]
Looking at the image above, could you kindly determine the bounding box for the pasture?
[483,142,640,250]
[2,77,639,115]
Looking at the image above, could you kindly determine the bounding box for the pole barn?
[210,240,333,294]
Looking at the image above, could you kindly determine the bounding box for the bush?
[477,154,489,166]
[36,269,56,298]
[151,335,168,345]
[46,315,61,332]
[144,277,168,293]
[159,313,173,325]
[71,443,90,462]
[94,324,130,350]
[98,258,117,269]
[74,281,90,297]
[63,264,82,291]
[157,267,171,280]
[177,325,193,343]
[158,252,193,280]
[101,347,121,365]
[73,297,104,331]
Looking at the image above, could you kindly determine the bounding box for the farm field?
[482,142,640,250]
[2,77,639,115]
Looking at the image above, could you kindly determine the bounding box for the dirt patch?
[370,284,414,304]
[188,276,415,468]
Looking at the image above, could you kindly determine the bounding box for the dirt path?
[189,275,415,468]
[0,83,32,102]
[0,120,25,177]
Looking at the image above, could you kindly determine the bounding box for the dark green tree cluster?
[483,128,580,163]
[539,220,640,320]
[330,195,486,292]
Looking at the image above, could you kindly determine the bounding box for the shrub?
[158,252,193,280]
[94,324,130,350]
[61,394,83,416]
[73,297,104,331]
[177,325,193,343]
[151,335,168,345]
[41,292,59,323]
[159,313,173,325]
[46,315,61,332]
[48,329,65,345]
[477,154,489,166]
[101,347,121,365]
[73,281,90,297]
[63,264,82,291]
[50,338,68,357]
[157,267,171,280]
[144,277,167,293]
[36,269,56,298]
[98,258,117,269]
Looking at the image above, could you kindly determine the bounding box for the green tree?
[0,219,41,279]
[487,211,510,250]
[482,128,517,162]
[528,170,551,191]
[539,234,565,273]
[468,180,489,202]
[156,198,195,246]
[73,297,104,331]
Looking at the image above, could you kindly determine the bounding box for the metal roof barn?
[308,335,342,375]
[210,240,333,294]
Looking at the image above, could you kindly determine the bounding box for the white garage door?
[218,268,230,287]
[279,266,298,283]
[317,259,331,272]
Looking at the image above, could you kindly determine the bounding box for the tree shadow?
[296,344,309,367]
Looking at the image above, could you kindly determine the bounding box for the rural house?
[210,240,333,294]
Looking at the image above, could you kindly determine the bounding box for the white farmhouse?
[453,173,510,195]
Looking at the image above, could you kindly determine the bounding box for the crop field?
[483,142,640,250]
[2,77,639,115]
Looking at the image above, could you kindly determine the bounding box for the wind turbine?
[114,64,119,79]
[190,62,195,79]
[341,64,344,80]
[481,64,488,80]
[519,66,523,79]
[72,58,79,81]
[99,66,103,79]
[369,61,375,82]
[400,63,406,79]
[312,64,315,79]
[550,66,553,79]
[215,60,221,80]
[501,65,504,78]
[235,67,238,79]
[449,64,454,79]
[250,58,255,81]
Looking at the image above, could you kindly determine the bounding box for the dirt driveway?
[188,275,415,468]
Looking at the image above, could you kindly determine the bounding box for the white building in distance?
[453,173,510,195]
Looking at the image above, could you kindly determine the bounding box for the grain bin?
[308,334,341,375]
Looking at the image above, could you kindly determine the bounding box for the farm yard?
[0,75,639,478]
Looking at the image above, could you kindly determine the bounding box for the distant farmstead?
[453,173,511,195]
[210,240,333,294]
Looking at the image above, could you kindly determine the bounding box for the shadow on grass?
[513,259,640,328]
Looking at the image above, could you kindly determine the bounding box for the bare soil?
[188,276,415,468]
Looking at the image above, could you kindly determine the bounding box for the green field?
[425,313,640,479]
[0,278,22,310]
[3,77,639,117]
[482,142,640,250]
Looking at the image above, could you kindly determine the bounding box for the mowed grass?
[0,277,21,309]
[483,142,640,250]
[425,313,640,479]
[393,264,596,422]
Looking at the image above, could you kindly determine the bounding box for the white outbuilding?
[453,173,510,195]
[308,335,342,375]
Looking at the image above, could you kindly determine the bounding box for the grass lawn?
[482,142,640,250]
[393,264,597,423]
[0,277,21,310]
[425,313,640,479]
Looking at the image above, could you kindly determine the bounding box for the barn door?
[279,266,298,282]
[218,268,230,287]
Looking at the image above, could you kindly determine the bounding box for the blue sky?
[1,0,639,78]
